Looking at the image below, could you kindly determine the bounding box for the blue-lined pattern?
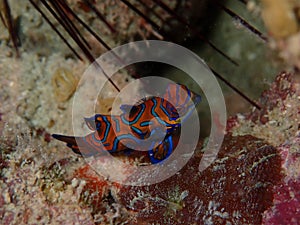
[52,83,201,163]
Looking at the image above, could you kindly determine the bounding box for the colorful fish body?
[53,97,180,156]
[163,83,201,123]
[147,83,201,163]
[148,129,180,164]
[120,96,181,139]
[52,83,201,163]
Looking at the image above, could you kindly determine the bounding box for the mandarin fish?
[52,83,201,163]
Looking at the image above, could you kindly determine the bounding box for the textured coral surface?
[1,71,299,225]
[1,0,300,224]
[65,72,300,224]
[65,135,283,224]
[118,135,282,224]
[230,72,300,224]
[0,128,93,225]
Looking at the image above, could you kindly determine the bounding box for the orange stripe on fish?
[52,83,201,163]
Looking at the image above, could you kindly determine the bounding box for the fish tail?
[52,134,99,157]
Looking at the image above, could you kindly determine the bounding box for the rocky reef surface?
[1,72,299,224]
[1,0,300,224]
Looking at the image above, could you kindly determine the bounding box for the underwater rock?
[117,135,282,224]
[72,71,299,224]
[73,135,282,224]
[0,128,94,225]
[262,134,300,224]
[74,165,130,224]
[229,71,300,224]
[0,71,298,224]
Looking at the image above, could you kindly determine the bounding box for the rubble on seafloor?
[0,72,299,224]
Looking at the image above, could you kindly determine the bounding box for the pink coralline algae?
[75,135,282,224]
[263,178,300,225]
[262,134,300,225]
[229,71,300,224]
[120,135,283,224]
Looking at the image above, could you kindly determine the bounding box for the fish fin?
[135,97,148,105]
[52,133,100,157]
[52,134,77,145]
[52,134,81,155]
[84,114,102,131]
[120,104,134,113]
[120,95,150,113]
[148,135,178,164]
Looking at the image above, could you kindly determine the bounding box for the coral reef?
[117,135,282,224]
[262,135,300,225]
[230,72,299,146]
[0,125,93,224]
[2,71,297,224]
[0,0,300,224]
[66,72,299,224]
[230,72,300,224]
